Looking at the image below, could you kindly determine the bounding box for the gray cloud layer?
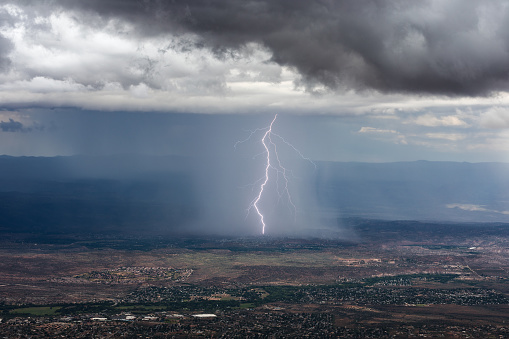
[0,33,12,72]
[28,0,509,96]
[0,118,25,132]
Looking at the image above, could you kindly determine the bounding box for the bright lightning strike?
[253,114,277,235]
[236,114,315,235]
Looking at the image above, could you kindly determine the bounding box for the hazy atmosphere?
[1,1,509,235]
[3,3,509,336]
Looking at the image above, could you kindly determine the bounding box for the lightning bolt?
[237,114,315,235]
[252,114,277,235]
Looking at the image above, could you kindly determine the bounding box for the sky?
[1,1,509,162]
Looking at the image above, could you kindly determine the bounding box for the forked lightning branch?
[235,114,315,234]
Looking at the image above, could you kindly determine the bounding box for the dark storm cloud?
[43,0,509,96]
[0,119,26,132]
[0,116,44,132]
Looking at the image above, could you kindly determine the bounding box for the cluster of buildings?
[3,311,509,338]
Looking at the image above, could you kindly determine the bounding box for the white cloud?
[358,127,398,134]
[358,127,408,145]
[479,106,509,129]
[447,203,488,212]
[0,76,89,93]
[129,83,151,99]
[424,133,466,141]
[447,203,509,215]
[411,113,468,127]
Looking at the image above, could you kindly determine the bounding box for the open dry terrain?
[1,221,509,337]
